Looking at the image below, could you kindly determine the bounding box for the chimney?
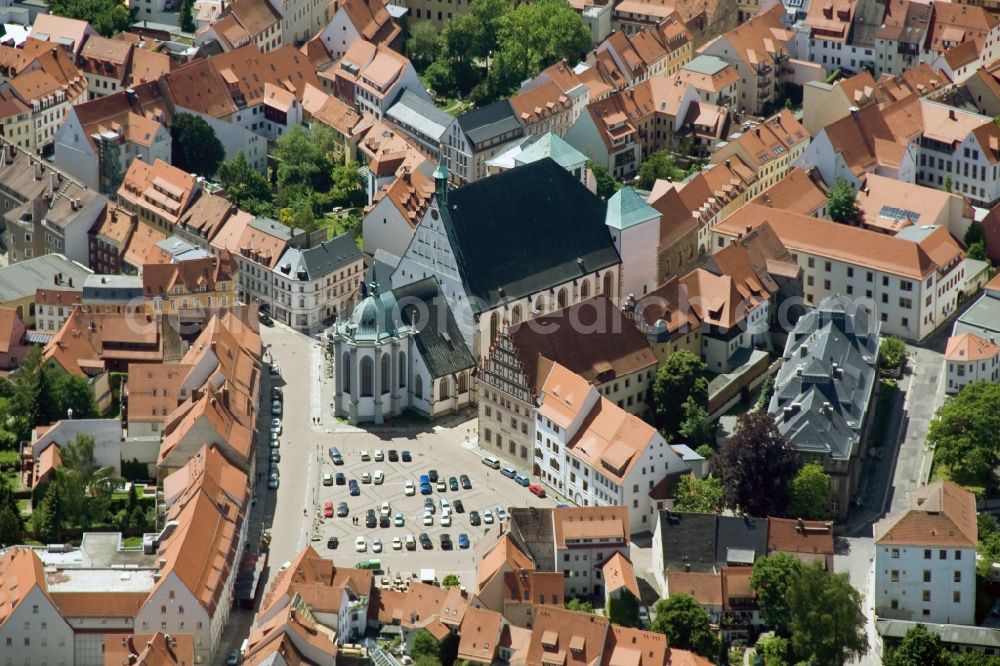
[949,108,956,121]
[796,517,804,531]
[724,159,731,168]
[403,168,411,183]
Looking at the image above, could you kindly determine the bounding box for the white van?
[482,455,501,469]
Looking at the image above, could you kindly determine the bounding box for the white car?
[271,400,282,416]
[394,511,405,527]
[372,537,383,553]
[322,473,333,486]
[380,501,391,517]
[483,509,494,524]
[404,480,416,496]
[405,534,416,550]
[374,449,385,462]
[373,470,385,485]
[360,450,371,461]
[270,418,282,435]
[439,498,450,511]
[437,480,447,492]
[497,507,508,521]
[361,472,372,484]
[423,512,434,526]
[355,536,366,552]
[392,536,403,550]
[441,511,452,527]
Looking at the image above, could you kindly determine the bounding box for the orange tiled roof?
[766,517,835,556]
[945,332,1000,362]
[874,480,978,547]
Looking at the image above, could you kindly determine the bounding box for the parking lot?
[259,322,559,591]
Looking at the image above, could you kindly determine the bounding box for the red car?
[323,501,334,518]
[529,484,546,498]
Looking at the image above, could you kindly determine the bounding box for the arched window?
[414,375,423,399]
[342,353,351,393]
[511,305,522,326]
[398,351,406,388]
[603,272,614,297]
[439,377,449,401]
[458,372,468,393]
[535,295,544,313]
[380,354,390,394]
[580,280,590,299]
[557,288,567,309]
[360,356,374,397]
[490,312,499,344]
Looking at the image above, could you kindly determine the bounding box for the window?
[955,550,962,560]
[890,599,899,610]
[892,549,900,559]
[439,377,449,401]
[954,571,961,583]
[380,354,390,393]
[954,591,962,603]
[399,352,406,388]
[940,550,947,560]
[923,590,931,602]
[342,353,351,392]
[891,570,899,582]
[923,570,931,582]
[924,549,931,559]
[360,357,374,397]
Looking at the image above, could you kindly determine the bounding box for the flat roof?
[683,54,730,76]
[0,254,93,303]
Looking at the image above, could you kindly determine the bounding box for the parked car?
[424,498,435,514]
[394,511,405,527]
[373,470,384,485]
[269,433,279,449]
[469,511,481,526]
[372,537,382,553]
[360,450,371,461]
[227,650,241,666]
[440,511,452,527]
[439,498,450,512]
[329,447,344,465]
[458,533,470,549]
[327,537,339,550]
[355,536,366,552]
[337,502,349,517]
[514,474,529,487]
[361,472,372,484]
[460,474,471,489]
[496,507,508,521]
[374,449,385,462]
[436,480,447,492]
[449,476,459,491]
[336,472,346,485]
[269,450,280,463]
[379,515,390,528]
[423,512,434,526]
[271,400,282,416]
[419,533,433,550]
[392,536,402,550]
[270,418,282,435]
[638,606,650,628]
[440,534,453,550]
[268,477,279,489]
[380,501,391,517]
[365,510,377,528]
[402,450,412,462]
[388,449,399,462]
[500,467,516,479]
[529,484,546,498]
[404,480,416,496]
[349,480,360,496]
[405,534,416,550]
[483,509,494,524]
[428,469,439,482]
[453,499,465,513]
[322,473,333,486]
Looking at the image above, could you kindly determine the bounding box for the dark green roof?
[393,277,475,378]
[441,158,619,314]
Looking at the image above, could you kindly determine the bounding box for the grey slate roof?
[440,158,620,314]
[953,290,1000,342]
[658,511,720,573]
[715,516,768,566]
[392,277,475,378]
[768,294,880,460]
[277,234,362,282]
[876,619,1000,649]
[456,100,522,145]
[386,90,451,142]
[0,254,93,303]
[368,248,401,288]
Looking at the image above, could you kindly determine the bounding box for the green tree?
[591,163,619,200]
[489,0,591,95]
[678,396,714,447]
[441,574,460,588]
[750,553,803,631]
[170,113,225,178]
[883,624,948,666]
[413,658,441,666]
[273,125,335,193]
[978,514,1000,571]
[756,635,791,666]
[41,367,98,424]
[637,150,687,190]
[968,242,988,261]
[715,411,797,517]
[827,178,860,224]
[0,505,20,545]
[673,475,724,513]
[407,20,441,69]
[411,628,441,660]
[786,463,831,520]
[695,444,715,459]
[606,589,640,627]
[788,563,867,665]
[927,381,1000,487]
[12,347,44,438]
[424,60,459,97]
[38,480,64,543]
[943,174,953,193]
[48,0,134,36]
[331,164,364,207]
[565,597,594,613]
[178,0,195,32]
[469,0,511,56]
[57,434,115,530]
[880,336,908,371]
[650,594,719,659]
[217,152,273,215]
[965,221,985,247]
[653,351,708,435]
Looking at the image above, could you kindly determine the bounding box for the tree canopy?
[880,337,908,371]
[407,20,441,69]
[827,178,860,224]
[750,552,803,631]
[786,462,831,520]
[218,153,274,216]
[441,574,460,588]
[591,163,620,200]
[57,434,116,530]
[714,411,797,517]
[178,0,195,32]
[756,635,791,666]
[565,598,595,613]
[653,351,708,436]
[606,589,640,627]
[927,381,1000,487]
[679,396,714,448]
[637,150,687,190]
[673,475,724,513]
[883,624,949,666]
[411,628,442,661]
[170,113,225,178]
[650,594,719,659]
[48,0,134,36]
[788,563,867,665]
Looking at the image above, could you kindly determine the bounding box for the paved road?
[834,537,879,666]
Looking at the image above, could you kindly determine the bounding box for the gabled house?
[944,332,1000,394]
[363,166,436,257]
[0,548,74,666]
[271,234,364,332]
[443,100,525,184]
[319,0,402,59]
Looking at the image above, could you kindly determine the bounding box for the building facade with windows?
[271,234,364,333]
